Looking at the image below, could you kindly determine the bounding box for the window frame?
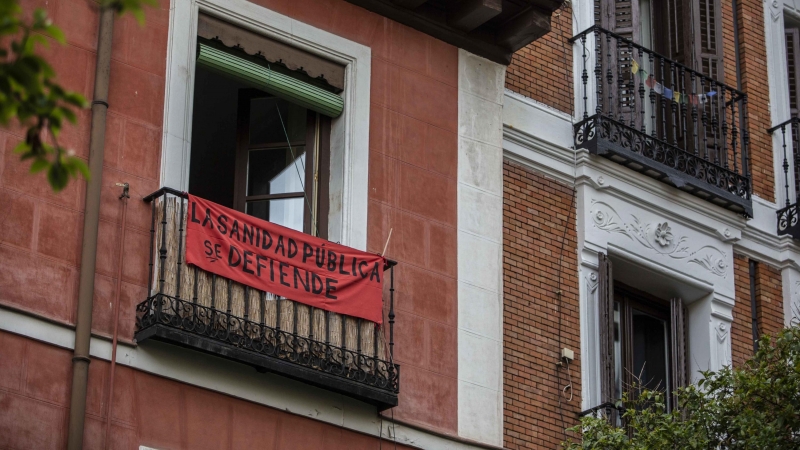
[232,88,331,237]
[160,0,371,249]
[614,283,674,405]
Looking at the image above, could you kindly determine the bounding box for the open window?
[187,14,343,238]
[598,253,687,414]
[598,0,723,78]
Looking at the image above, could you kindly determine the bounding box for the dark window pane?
[632,309,670,394]
[246,198,305,231]
[247,147,306,196]
[249,97,306,145]
[188,65,243,208]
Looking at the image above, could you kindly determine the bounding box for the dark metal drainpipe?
[67,7,115,450]
[749,260,760,353]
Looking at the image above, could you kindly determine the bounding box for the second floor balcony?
[135,188,400,410]
[571,26,752,217]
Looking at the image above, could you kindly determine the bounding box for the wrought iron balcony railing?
[135,188,399,410]
[570,26,752,217]
[768,118,800,239]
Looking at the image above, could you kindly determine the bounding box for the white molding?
[159,0,371,249]
[0,307,490,450]
[766,1,796,206]
[457,49,505,447]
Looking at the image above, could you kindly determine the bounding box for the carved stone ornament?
[590,201,729,277]
[586,272,599,294]
[716,322,730,367]
[654,222,674,247]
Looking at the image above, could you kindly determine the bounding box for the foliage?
[0,0,154,191]
[564,326,800,449]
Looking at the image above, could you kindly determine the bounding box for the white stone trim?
[159,0,371,249]
[765,0,795,206]
[0,307,491,450]
[457,49,505,446]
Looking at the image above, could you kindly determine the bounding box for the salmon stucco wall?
[0,331,418,450]
[0,0,169,339]
[0,0,459,438]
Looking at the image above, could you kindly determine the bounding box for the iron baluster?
[357,318,362,358]
[148,199,156,294]
[639,47,646,134]
[670,61,677,145]
[582,34,588,119]
[731,98,739,173]
[680,67,687,150]
[226,280,232,334]
[325,310,330,346]
[783,125,790,206]
[617,37,624,123]
[595,29,602,116]
[628,40,635,127]
[389,264,395,362]
[158,193,168,296]
[276,296,281,331]
[650,52,656,137]
[607,33,613,117]
[692,72,699,155]
[244,286,250,321]
[660,57,667,142]
[260,291,266,326]
[175,195,185,300]
[794,120,800,201]
[309,307,315,341]
[721,89,729,169]
[701,77,709,160]
[711,81,719,165]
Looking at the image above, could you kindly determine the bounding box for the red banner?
[185,195,386,324]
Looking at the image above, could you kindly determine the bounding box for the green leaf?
[45,24,65,43]
[29,158,49,173]
[47,161,69,191]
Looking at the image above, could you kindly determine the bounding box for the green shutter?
[197,43,344,118]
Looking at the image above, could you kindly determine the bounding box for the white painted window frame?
[159,0,371,249]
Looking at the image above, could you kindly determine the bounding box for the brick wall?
[732,254,755,365]
[755,262,784,336]
[731,254,785,366]
[735,0,775,201]
[503,159,581,449]
[505,6,573,115]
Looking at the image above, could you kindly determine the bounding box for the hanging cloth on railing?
[185,194,387,323]
[631,58,719,105]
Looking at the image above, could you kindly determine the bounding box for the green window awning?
[196,42,344,118]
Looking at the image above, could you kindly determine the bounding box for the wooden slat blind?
[598,253,616,416]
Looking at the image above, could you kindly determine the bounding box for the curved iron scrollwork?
[777,204,799,235]
[136,295,400,393]
[575,118,596,148]
[588,115,751,201]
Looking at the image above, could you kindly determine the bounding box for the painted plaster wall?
[0,0,461,440]
[0,330,417,450]
[0,0,168,339]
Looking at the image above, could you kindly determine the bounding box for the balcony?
[768,118,800,240]
[570,26,752,217]
[135,188,399,410]
[344,0,565,64]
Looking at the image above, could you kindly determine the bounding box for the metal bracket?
[116,182,130,199]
